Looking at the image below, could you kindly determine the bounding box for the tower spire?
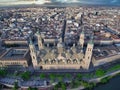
[36,30,43,50]
[29,38,33,45]
[79,26,85,49]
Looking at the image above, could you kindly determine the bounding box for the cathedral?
[29,30,94,70]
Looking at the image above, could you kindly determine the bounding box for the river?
[93,75,120,90]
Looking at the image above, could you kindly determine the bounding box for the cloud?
[111,0,117,3]
[50,0,79,3]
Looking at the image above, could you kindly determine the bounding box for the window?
[40,66,43,69]
[88,48,91,51]
[88,57,90,59]
[89,49,91,51]
[33,56,35,59]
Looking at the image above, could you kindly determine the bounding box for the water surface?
[94,75,120,90]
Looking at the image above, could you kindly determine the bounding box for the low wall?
[39,64,82,69]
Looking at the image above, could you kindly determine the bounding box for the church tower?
[29,39,38,69]
[36,31,43,50]
[83,38,94,69]
[79,30,85,49]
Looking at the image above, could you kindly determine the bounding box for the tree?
[55,82,66,90]
[49,74,57,83]
[21,71,30,80]
[57,76,63,82]
[40,73,45,79]
[80,81,89,88]
[0,85,3,89]
[28,87,38,90]
[61,82,66,90]
[70,80,75,88]
[0,69,7,77]
[53,85,58,90]
[76,73,82,80]
[12,81,19,90]
[49,74,56,81]
[100,78,108,84]
[87,83,95,90]
[100,76,112,84]
[70,80,81,88]
[65,73,71,78]
[95,69,105,77]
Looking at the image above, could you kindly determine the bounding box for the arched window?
[45,59,49,64]
[73,59,78,64]
[67,59,71,64]
[51,59,56,64]
[80,66,83,69]
[40,66,43,69]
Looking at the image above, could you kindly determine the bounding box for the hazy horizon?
[0,0,120,6]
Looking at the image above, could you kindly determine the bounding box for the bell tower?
[83,38,94,69]
[29,39,38,69]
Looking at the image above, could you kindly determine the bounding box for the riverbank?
[1,63,120,90]
[67,68,120,90]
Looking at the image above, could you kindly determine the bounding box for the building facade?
[0,48,30,68]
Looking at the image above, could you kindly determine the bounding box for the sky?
[0,0,120,5]
[51,0,119,4]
